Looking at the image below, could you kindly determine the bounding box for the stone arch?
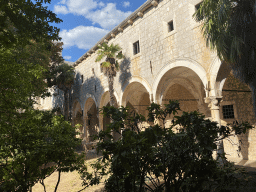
[99,88,120,108]
[72,100,84,140]
[72,99,83,118]
[152,59,208,102]
[153,61,211,121]
[208,57,231,97]
[120,76,152,104]
[121,81,151,118]
[84,94,98,109]
[84,97,99,142]
[161,78,203,108]
[99,90,119,140]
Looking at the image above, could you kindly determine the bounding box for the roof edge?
[74,0,158,67]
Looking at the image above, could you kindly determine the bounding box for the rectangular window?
[222,105,235,119]
[168,21,174,32]
[81,75,83,83]
[133,41,140,55]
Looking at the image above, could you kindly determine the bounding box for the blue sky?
[46,0,146,62]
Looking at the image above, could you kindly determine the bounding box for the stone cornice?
[73,0,159,67]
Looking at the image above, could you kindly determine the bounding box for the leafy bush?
[95,100,252,192]
[0,109,86,192]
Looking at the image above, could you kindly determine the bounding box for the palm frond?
[95,53,105,62]
[116,52,124,59]
[102,61,111,68]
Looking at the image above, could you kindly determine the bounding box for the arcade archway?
[155,66,210,127]
[99,91,119,140]
[72,100,84,139]
[84,98,99,142]
[122,81,151,118]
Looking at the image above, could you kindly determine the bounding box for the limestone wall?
[72,0,215,108]
[33,0,255,160]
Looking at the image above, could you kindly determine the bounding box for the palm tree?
[95,43,124,106]
[53,63,75,120]
[193,0,256,117]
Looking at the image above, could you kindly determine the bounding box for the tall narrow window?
[100,63,103,73]
[222,105,235,119]
[168,21,174,32]
[81,75,84,83]
[133,41,140,55]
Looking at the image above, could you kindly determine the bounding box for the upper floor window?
[81,75,84,83]
[133,41,140,55]
[168,20,174,32]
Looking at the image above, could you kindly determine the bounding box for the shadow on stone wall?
[72,71,104,131]
[237,131,250,160]
[119,56,132,89]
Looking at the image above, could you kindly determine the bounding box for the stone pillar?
[205,96,226,164]
[82,116,87,147]
[205,96,222,125]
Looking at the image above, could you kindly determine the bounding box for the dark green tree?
[0,109,86,192]
[0,0,62,48]
[51,63,75,120]
[193,0,256,116]
[94,101,252,192]
[0,1,88,191]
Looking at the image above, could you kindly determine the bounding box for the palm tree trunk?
[64,90,69,121]
[108,72,115,107]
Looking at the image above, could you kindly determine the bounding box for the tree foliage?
[51,63,75,120]
[0,110,85,192]
[0,0,62,48]
[94,101,252,192]
[0,1,85,191]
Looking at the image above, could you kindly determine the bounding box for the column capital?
[204,96,223,110]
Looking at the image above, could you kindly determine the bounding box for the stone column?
[205,96,222,125]
[205,96,226,164]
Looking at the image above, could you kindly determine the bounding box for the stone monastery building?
[38,0,255,161]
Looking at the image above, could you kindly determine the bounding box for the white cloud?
[54,0,99,15]
[59,26,108,49]
[122,1,130,8]
[64,56,72,60]
[58,0,66,4]
[99,2,105,7]
[66,0,98,15]
[86,3,132,30]
[54,0,132,30]
[54,5,69,14]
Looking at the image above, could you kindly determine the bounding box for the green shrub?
[95,100,252,192]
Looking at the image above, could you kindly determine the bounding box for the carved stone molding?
[205,96,223,110]
[151,0,158,7]
[137,12,144,17]
[128,19,133,25]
